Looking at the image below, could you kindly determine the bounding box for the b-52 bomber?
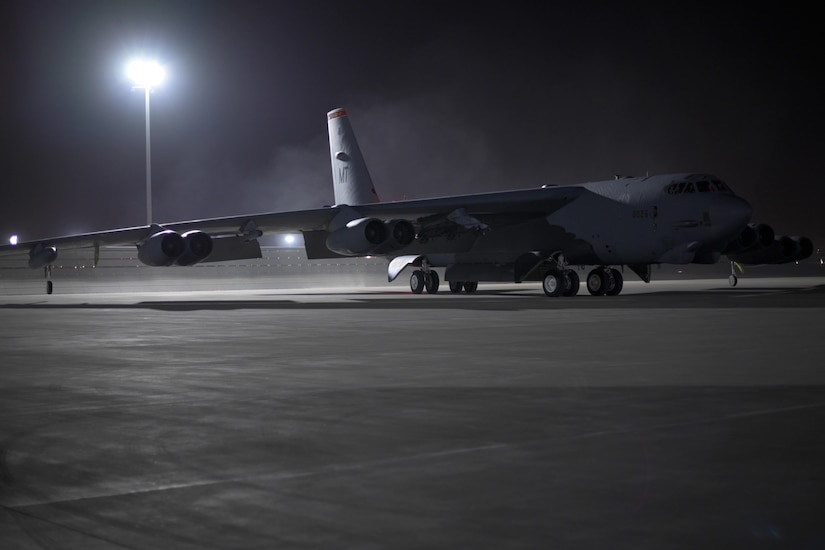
[0,108,813,296]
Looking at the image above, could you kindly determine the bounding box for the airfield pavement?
[1,273,825,549]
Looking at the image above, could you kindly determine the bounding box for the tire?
[410,270,425,294]
[542,270,564,297]
[463,281,478,293]
[586,268,608,296]
[449,281,463,293]
[605,268,623,296]
[729,274,738,287]
[46,281,54,295]
[562,270,580,296]
[425,271,440,294]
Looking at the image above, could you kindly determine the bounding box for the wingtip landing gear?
[44,265,54,295]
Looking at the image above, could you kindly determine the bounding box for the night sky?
[2,1,823,246]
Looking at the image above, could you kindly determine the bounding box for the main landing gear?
[584,267,623,296]
[448,281,478,294]
[541,269,580,297]
[410,269,440,294]
[541,264,623,297]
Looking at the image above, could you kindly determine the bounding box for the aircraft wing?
[0,185,583,258]
[0,208,335,254]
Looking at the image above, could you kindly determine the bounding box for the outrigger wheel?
[45,265,54,295]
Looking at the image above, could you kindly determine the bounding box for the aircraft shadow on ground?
[2,285,824,312]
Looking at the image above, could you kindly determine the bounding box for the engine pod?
[137,230,185,266]
[176,231,214,266]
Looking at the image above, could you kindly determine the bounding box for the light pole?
[128,60,165,226]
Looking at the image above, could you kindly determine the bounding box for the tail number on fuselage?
[632,207,657,219]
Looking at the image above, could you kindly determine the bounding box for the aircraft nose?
[729,195,752,226]
[712,195,752,234]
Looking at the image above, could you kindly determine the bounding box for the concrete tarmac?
[2,277,825,549]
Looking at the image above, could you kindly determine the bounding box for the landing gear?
[44,265,54,295]
[586,268,608,296]
[410,268,440,294]
[410,270,425,294]
[424,270,440,293]
[538,253,583,298]
[586,267,623,296]
[729,261,739,287]
[462,281,478,293]
[562,270,580,297]
[605,268,623,296]
[542,270,565,297]
[445,280,478,294]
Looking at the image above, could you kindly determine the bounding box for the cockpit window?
[666,179,733,195]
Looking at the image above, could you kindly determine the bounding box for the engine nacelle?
[325,217,388,255]
[728,235,811,264]
[724,223,774,254]
[137,230,186,266]
[372,219,416,254]
[791,236,814,261]
[176,231,214,266]
[28,245,58,269]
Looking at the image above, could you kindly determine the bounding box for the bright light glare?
[127,60,165,88]
[284,235,296,245]
[9,234,18,246]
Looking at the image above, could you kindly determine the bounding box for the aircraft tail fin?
[327,108,380,205]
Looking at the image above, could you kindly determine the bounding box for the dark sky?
[2,1,823,246]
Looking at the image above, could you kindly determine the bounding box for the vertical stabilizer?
[327,108,380,205]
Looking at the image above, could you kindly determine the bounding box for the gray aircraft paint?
[0,108,808,295]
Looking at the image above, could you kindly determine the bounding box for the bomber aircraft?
[0,108,813,295]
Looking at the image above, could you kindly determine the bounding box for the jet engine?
[176,231,214,266]
[728,235,813,264]
[724,223,774,254]
[137,230,186,266]
[325,217,388,255]
[326,218,416,256]
[28,245,58,269]
[372,219,416,254]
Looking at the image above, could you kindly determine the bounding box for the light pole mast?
[143,85,152,225]
[128,60,165,226]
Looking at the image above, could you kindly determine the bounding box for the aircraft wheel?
[463,281,478,293]
[586,268,608,296]
[410,270,425,294]
[562,270,580,297]
[729,274,738,287]
[542,270,564,297]
[449,281,463,293]
[424,271,440,294]
[46,281,54,295]
[605,268,623,296]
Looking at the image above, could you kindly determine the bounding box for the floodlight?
[127,60,165,89]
